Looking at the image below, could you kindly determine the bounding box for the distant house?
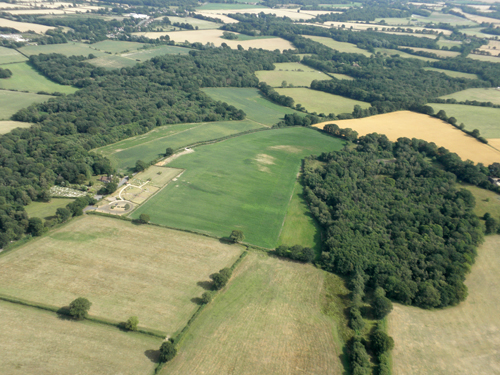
[489,177,500,186]
[99,176,112,183]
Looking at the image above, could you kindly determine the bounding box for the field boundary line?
[14,48,29,59]
[277,175,299,242]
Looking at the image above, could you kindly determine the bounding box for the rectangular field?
[439,88,500,105]
[121,45,191,61]
[423,67,478,80]
[275,87,371,115]
[405,46,460,58]
[164,16,221,30]
[462,184,500,219]
[130,127,345,248]
[0,63,77,94]
[0,90,52,120]
[0,18,54,32]
[0,301,161,375]
[389,235,500,375]
[0,46,27,64]
[161,252,346,375]
[303,35,372,56]
[90,40,145,53]
[202,88,302,126]
[313,111,500,165]
[255,62,330,87]
[0,120,31,134]
[375,47,438,61]
[430,103,500,138]
[129,166,182,188]
[86,54,139,69]
[94,120,262,172]
[19,42,107,58]
[0,215,243,334]
[25,198,74,220]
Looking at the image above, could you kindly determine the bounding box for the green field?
[90,40,145,53]
[0,46,27,64]
[406,47,460,58]
[424,67,479,80]
[0,120,32,134]
[440,88,500,105]
[121,45,191,61]
[375,48,438,61]
[415,12,477,26]
[0,215,243,334]
[331,73,354,80]
[131,127,345,248]
[25,198,74,220]
[94,120,262,172]
[161,252,347,375]
[303,35,372,56]
[0,63,77,94]
[462,184,500,219]
[165,16,222,30]
[275,87,371,115]
[256,62,330,87]
[430,103,500,138]
[87,54,139,69]
[436,39,462,48]
[196,3,267,9]
[0,90,51,120]
[467,53,500,63]
[278,179,322,256]
[19,42,107,58]
[0,301,162,375]
[202,88,303,126]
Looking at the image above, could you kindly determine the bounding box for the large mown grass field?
[430,103,500,138]
[130,127,345,248]
[0,216,243,334]
[303,35,372,56]
[0,300,161,375]
[202,88,302,126]
[0,90,51,120]
[0,46,27,64]
[255,62,330,87]
[275,87,371,115]
[94,120,262,172]
[389,235,500,375]
[19,42,108,58]
[313,111,500,165]
[161,252,347,375]
[439,88,500,105]
[423,67,478,80]
[121,45,191,61]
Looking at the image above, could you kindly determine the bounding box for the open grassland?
[440,88,500,105]
[275,88,370,115]
[405,46,460,58]
[86,54,139,69]
[0,90,51,120]
[256,62,330,87]
[0,17,53,32]
[423,67,478,79]
[0,301,161,375]
[0,63,77,94]
[415,12,478,25]
[95,120,262,172]
[0,215,243,333]
[430,103,500,138]
[163,16,221,29]
[436,39,462,48]
[278,180,322,255]
[0,120,31,134]
[196,3,267,9]
[131,127,345,248]
[462,184,500,218]
[193,12,239,24]
[0,46,27,64]
[121,45,191,61]
[375,47,438,61]
[19,42,107,57]
[203,88,302,125]
[313,111,500,165]
[467,53,500,63]
[463,27,491,39]
[25,198,74,220]
[389,235,500,375]
[161,252,346,375]
[451,8,500,25]
[90,40,145,53]
[303,35,372,56]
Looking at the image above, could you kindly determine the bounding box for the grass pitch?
[0,90,52,120]
[130,127,345,248]
[25,198,74,220]
[389,235,500,375]
[423,67,478,80]
[0,63,77,94]
[255,62,330,87]
[303,35,372,56]
[161,252,346,375]
[94,120,262,173]
[0,46,27,64]
[0,300,161,375]
[202,88,302,126]
[275,87,370,115]
[0,215,243,333]
[439,88,500,105]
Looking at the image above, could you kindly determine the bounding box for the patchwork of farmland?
[255,62,330,87]
[130,127,345,248]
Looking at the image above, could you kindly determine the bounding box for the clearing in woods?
[161,252,347,375]
[0,121,32,134]
[0,46,27,64]
[313,111,500,165]
[439,88,500,105]
[303,35,372,56]
[19,42,108,58]
[0,301,161,375]
[255,62,330,87]
[130,127,345,248]
[461,184,500,219]
[86,54,139,69]
[121,45,191,61]
[202,88,303,125]
[389,235,500,375]
[90,40,145,53]
[374,47,438,61]
[404,46,460,58]
[275,87,371,115]
[430,103,500,139]
[25,198,74,220]
[0,63,77,94]
[93,120,262,173]
[423,67,479,80]
[0,215,243,334]
[0,90,52,120]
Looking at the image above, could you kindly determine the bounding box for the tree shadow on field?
[56,306,74,321]
[218,237,234,245]
[197,280,213,290]
[191,297,204,305]
[144,349,160,363]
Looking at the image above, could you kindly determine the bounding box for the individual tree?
[373,287,393,319]
[210,268,232,290]
[27,217,44,236]
[125,316,139,331]
[135,160,148,172]
[159,341,177,363]
[104,181,117,195]
[138,213,150,224]
[165,147,174,157]
[56,207,71,222]
[301,247,315,263]
[485,216,498,234]
[201,291,213,304]
[69,297,92,320]
[370,330,395,355]
[229,230,244,243]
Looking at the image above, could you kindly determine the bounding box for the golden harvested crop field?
[0,18,53,32]
[0,301,161,375]
[0,216,243,334]
[389,235,500,375]
[0,121,32,134]
[134,29,294,51]
[313,111,500,165]
[161,252,346,375]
